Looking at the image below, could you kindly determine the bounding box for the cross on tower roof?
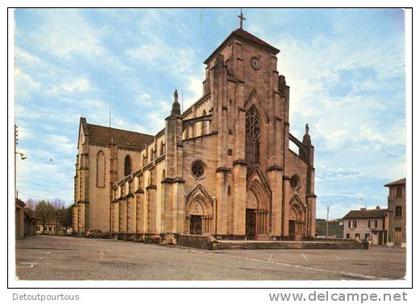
[238,9,246,29]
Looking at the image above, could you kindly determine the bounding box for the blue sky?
[14,8,406,219]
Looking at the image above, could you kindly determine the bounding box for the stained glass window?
[192,160,205,178]
[124,155,132,176]
[245,107,260,170]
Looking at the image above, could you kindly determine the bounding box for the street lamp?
[16,152,27,160]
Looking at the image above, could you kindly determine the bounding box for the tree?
[56,207,67,230]
[25,199,36,210]
[34,201,55,234]
[66,205,74,229]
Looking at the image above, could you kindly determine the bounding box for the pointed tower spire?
[171,89,181,116]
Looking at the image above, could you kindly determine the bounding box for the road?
[15,235,406,280]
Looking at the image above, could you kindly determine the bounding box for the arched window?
[160,142,165,156]
[189,125,194,138]
[245,106,261,170]
[201,110,207,135]
[96,150,105,187]
[124,155,132,176]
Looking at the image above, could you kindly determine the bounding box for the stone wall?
[176,234,217,250]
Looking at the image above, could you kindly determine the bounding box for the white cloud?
[17,157,74,204]
[31,10,102,58]
[184,76,203,109]
[47,77,92,96]
[317,166,365,182]
[44,134,75,154]
[125,38,196,74]
[61,78,91,93]
[14,67,41,100]
[136,93,151,104]
[15,46,42,66]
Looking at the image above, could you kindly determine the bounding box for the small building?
[342,206,389,245]
[24,208,38,236]
[385,178,406,247]
[36,221,57,235]
[15,198,25,239]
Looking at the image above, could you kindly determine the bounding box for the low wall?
[214,240,366,250]
[69,232,366,250]
[176,234,217,250]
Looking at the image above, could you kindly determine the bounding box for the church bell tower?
[201,13,294,239]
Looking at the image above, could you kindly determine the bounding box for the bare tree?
[34,201,56,234]
[66,205,74,230]
[56,206,68,230]
[25,198,37,210]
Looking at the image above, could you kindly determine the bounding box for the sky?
[13,8,407,219]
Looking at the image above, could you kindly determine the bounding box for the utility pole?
[15,124,17,198]
[326,205,330,238]
[15,124,27,198]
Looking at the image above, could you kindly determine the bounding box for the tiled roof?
[84,121,154,151]
[204,28,280,64]
[232,28,280,53]
[342,208,388,220]
[384,178,406,187]
[15,198,25,207]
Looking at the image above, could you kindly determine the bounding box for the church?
[72,18,317,242]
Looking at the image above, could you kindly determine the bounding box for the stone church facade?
[72,27,316,241]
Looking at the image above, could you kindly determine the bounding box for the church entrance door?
[246,209,256,240]
[190,215,202,235]
[289,220,296,238]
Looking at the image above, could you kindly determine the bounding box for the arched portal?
[246,179,270,240]
[187,201,204,235]
[185,189,213,235]
[289,197,306,239]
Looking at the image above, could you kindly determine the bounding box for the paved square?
[16,235,406,280]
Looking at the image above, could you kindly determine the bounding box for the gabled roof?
[79,117,154,151]
[384,178,406,187]
[342,208,388,220]
[87,123,154,150]
[204,28,280,64]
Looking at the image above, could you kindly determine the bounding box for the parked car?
[86,229,104,238]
